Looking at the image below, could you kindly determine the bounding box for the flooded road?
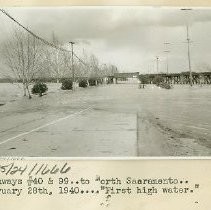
[0,83,210,156]
[135,84,211,156]
[138,84,211,138]
[85,83,211,141]
[84,83,211,156]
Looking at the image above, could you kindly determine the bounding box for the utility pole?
[164,42,171,74]
[156,56,159,74]
[186,25,193,86]
[56,50,60,83]
[181,8,193,86]
[69,41,75,89]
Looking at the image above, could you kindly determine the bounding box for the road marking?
[0,106,92,146]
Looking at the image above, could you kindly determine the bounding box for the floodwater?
[137,84,211,141]
[86,82,211,142]
[134,84,211,155]
[0,82,210,156]
[0,83,60,104]
[0,82,210,140]
[0,83,23,104]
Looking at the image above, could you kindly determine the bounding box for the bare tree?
[42,33,69,82]
[72,49,119,80]
[88,54,100,78]
[101,64,118,76]
[2,29,43,99]
[79,49,92,78]
[74,60,86,79]
[62,51,73,79]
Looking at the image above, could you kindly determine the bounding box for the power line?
[0,9,70,53]
[73,52,89,67]
[0,8,112,74]
[0,9,89,67]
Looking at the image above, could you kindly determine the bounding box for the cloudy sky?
[1,6,211,73]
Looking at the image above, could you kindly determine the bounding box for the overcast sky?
[1,7,211,73]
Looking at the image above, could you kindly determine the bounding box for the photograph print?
[0,7,211,157]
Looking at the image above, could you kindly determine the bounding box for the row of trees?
[1,29,118,98]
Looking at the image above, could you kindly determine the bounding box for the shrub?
[88,78,97,86]
[79,80,88,88]
[152,75,164,85]
[159,83,172,89]
[107,78,113,84]
[61,79,73,90]
[139,75,150,84]
[97,79,103,85]
[32,82,48,97]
